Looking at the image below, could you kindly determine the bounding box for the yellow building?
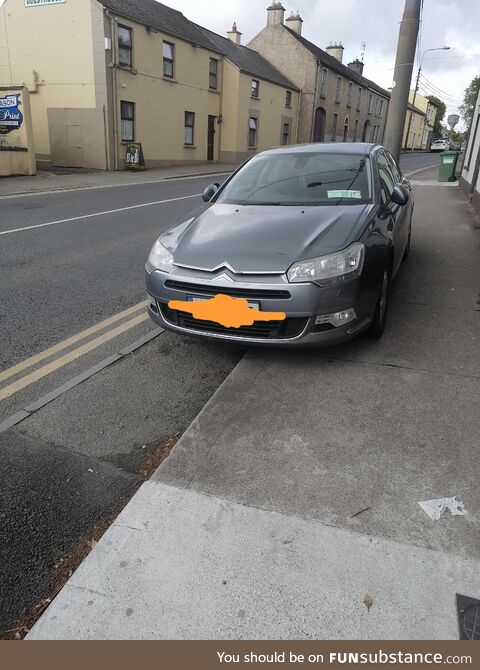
[403,91,438,150]
[0,0,299,170]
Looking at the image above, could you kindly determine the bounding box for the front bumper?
[145,266,376,347]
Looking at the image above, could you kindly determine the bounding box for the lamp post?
[404,46,450,150]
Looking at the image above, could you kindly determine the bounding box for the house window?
[282,122,290,145]
[248,117,257,147]
[251,79,259,98]
[335,76,342,103]
[347,82,353,108]
[331,112,338,141]
[285,90,292,108]
[368,93,373,113]
[118,25,132,67]
[209,58,218,89]
[357,87,362,111]
[378,99,384,117]
[353,119,359,142]
[120,101,134,141]
[343,116,349,142]
[163,41,175,78]
[320,68,328,98]
[184,111,195,145]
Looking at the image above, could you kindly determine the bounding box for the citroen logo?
[212,272,235,283]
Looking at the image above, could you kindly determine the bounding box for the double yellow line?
[0,302,148,402]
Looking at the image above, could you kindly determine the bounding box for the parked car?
[146,143,413,347]
[430,138,449,152]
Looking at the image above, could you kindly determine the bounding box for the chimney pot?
[326,42,344,63]
[227,21,242,44]
[285,9,303,35]
[348,58,364,76]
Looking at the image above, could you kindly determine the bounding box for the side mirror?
[202,183,220,203]
[390,184,409,207]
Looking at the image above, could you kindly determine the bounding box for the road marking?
[404,164,440,177]
[0,172,231,200]
[0,312,148,401]
[0,193,201,236]
[0,301,147,384]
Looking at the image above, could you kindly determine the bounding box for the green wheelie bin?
[438,151,459,182]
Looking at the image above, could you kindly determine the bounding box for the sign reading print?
[0,95,24,135]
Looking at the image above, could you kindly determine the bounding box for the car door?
[377,150,408,276]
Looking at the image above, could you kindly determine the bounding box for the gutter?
[309,60,320,142]
[105,8,119,171]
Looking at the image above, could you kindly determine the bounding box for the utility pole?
[383,0,421,162]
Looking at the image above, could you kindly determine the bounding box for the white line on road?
[404,164,440,177]
[0,193,202,236]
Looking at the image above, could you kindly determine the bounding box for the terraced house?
[248,2,390,145]
[0,0,299,169]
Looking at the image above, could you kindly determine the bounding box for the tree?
[427,96,446,138]
[459,74,480,127]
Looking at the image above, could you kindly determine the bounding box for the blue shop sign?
[0,95,24,135]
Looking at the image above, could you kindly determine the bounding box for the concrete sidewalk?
[0,162,236,198]
[28,177,480,640]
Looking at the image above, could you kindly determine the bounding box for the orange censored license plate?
[168,293,286,328]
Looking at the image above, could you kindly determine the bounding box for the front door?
[207,116,215,161]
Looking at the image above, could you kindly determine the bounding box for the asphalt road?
[0,151,440,637]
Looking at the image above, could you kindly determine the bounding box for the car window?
[384,149,402,181]
[377,151,397,206]
[216,152,373,206]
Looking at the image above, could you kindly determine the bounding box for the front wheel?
[366,267,389,339]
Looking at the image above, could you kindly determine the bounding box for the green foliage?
[427,96,446,138]
[459,74,480,127]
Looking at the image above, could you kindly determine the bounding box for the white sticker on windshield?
[327,190,362,198]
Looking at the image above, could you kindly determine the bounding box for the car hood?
[161,203,374,274]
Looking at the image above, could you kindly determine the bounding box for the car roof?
[256,142,379,157]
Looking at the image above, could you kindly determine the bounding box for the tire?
[366,266,389,339]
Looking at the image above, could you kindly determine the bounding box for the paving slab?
[27,482,480,640]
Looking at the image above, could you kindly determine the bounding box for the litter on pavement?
[418,496,467,521]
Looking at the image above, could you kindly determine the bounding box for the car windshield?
[216,152,372,206]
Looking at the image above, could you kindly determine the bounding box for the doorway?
[207,116,216,161]
[362,119,371,142]
[313,107,326,142]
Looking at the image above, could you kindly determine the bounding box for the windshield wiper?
[236,201,287,206]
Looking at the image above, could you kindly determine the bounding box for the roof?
[283,26,390,99]
[100,0,297,90]
[196,27,298,90]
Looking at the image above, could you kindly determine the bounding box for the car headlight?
[146,239,174,273]
[287,242,365,286]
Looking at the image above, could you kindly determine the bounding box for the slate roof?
[196,26,299,90]
[283,26,391,99]
[100,0,297,90]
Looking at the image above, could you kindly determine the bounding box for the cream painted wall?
[236,72,297,153]
[219,59,240,159]
[0,0,100,161]
[112,16,222,165]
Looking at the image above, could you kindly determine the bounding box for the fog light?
[329,308,356,327]
[315,308,356,327]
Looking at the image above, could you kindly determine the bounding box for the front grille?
[164,280,291,300]
[161,304,307,339]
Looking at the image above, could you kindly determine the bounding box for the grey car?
[146,143,413,347]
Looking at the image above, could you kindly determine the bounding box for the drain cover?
[457,594,480,640]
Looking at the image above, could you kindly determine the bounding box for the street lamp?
[404,46,450,150]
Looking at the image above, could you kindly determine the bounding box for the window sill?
[248,146,257,150]
[118,65,137,74]
[163,76,177,83]
[285,105,292,109]
[121,140,135,144]
[251,96,259,101]
[209,87,220,94]
[184,144,196,149]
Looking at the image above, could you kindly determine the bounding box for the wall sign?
[0,95,24,135]
[25,0,66,7]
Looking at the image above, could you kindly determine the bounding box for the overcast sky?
[160,0,480,131]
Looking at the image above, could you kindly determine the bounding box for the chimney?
[227,22,242,45]
[266,2,285,26]
[326,41,344,63]
[348,58,364,76]
[285,11,303,35]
